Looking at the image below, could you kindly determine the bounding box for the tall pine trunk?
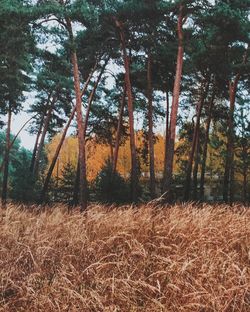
[184,81,209,200]
[66,18,87,211]
[115,18,138,202]
[200,90,215,200]
[1,107,11,208]
[163,4,185,199]
[223,76,239,203]
[223,47,248,203]
[147,54,156,198]
[163,89,170,185]
[113,84,126,173]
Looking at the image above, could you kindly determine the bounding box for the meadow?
[0,203,250,312]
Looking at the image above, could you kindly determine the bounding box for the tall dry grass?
[0,203,249,311]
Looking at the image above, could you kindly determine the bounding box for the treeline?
[0,0,249,209]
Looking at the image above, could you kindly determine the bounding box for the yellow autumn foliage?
[46,132,171,182]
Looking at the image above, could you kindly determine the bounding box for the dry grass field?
[0,203,250,312]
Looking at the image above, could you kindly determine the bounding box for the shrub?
[94,159,129,204]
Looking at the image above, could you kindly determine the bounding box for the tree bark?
[147,54,156,198]
[66,18,88,212]
[115,18,138,202]
[184,81,209,200]
[83,59,108,135]
[113,84,126,173]
[109,142,114,164]
[40,106,76,202]
[30,114,45,172]
[72,159,80,207]
[192,128,201,200]
[163,4,185,199]
[223,76,239,203]
[1,106,11,208]
[163,89,170,185]
[242,144,248,205]
[200,90,215,200]
[223,46,248,204]
[40,63,96,204]
[33,93,57,178]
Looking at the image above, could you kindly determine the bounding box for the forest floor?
[0,203,250,312]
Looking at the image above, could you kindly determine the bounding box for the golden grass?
[0,203,250,311]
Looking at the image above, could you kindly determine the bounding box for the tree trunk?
[230,162,235,204]
[33,94,56,178]
[1,107,11,208]
[223,47,248,203]
[184,81,209,200]
[115,18,138,202]
[147,54,156,198]
[223,76,239,203]
[72,159,80,207]
[83,59,108,135]
[113,84,126,173]
[66,18,88,212]
[242,144,248,205]
[163,89,170,185]
[163,4,185,199]
[71,62,107,206]
[192,129,201,200]
[30,114,45,172]
[200,90,215,200]
[41,63,96,204]
[109,142,114,164]
[40,106,76,202]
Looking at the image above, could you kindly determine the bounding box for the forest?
[0,0,249,210]
[1,1,250,311]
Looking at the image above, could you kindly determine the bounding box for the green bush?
[94,160,129,204]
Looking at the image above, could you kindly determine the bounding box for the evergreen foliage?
[94,159,129,204]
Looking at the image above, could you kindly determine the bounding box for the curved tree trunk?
[200,90,215,200]
[1,107,11,208]
[83,59,109,135]
[163,4,185,200]
[40,62,97,204]
[30,114,45,172]
[33,94,56,178]
[147,54,156,198]
[115,18,138,202]
[40,106,76,202]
